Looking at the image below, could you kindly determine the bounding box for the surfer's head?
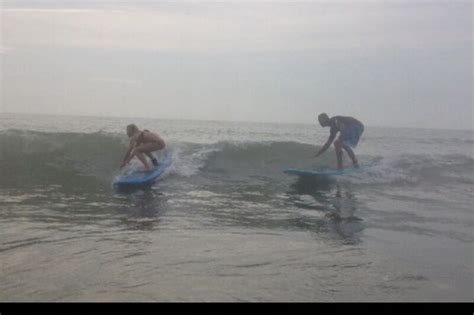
[318,113,330,127]
[126,124,139,137]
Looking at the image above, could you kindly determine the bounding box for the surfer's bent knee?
[159,140,165,150]
[153,141,165,152]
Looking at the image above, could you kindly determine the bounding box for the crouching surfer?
[120,124,166,170]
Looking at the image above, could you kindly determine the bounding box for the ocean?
[0,113,472,302]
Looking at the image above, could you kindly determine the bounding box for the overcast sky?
[0,0,472,129]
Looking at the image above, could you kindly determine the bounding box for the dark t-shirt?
[328,116,363,138]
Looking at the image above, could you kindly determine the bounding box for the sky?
[0,0,472,129]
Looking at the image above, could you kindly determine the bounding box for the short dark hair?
[318,113,329,124]
[126,124,138,132]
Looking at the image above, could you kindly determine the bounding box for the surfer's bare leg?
[144,151,159,166]
[334,139,344,170]
[132,146,151,170]
[133,151,151,170]
[342,144,359,168]
[136,143,163,168]
[145,152,154,159]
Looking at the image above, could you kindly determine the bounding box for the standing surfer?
[314,113,364,170]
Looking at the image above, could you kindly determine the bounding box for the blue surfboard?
[284,166,364,176]
[113,154,172,186]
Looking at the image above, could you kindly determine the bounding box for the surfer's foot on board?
[151,158,159,167]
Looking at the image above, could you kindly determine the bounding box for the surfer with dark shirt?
[314,113,364,170]
[120,124,166,170]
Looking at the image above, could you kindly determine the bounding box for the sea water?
[0,113,472,301]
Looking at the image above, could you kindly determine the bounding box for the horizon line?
[1,111,472,132]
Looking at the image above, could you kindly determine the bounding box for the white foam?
[166,142,221,177]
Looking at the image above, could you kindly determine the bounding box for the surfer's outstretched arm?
[122,151,135,168]
[314,133,336,157]
[120,139,135,168]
